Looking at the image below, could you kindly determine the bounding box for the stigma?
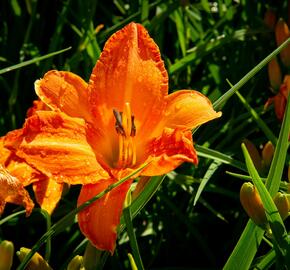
[113,103,136,168]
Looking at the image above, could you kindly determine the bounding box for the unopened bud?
[17,248,52,270]
[273,192,289,220]
[243,139,262,172]
[275,18,290,68]
[268,58,282,91]
[67,255,85,270]
[240,182,267,227]
[261,141,275,168]
[0,240,14,270]
[128,253,138,270]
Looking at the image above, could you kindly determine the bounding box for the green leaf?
[0,47,71,75]
[194,160,222,205]
[195,144,246,172]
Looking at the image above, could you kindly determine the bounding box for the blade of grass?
[0,210,26,226]
[233,88,277,145]
[119,175,165,230]
[0,47,71,75]
[195,144,246,172]
[194,160,222,205]
[213,38,290,110]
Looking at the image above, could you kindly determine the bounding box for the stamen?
[113,103,137,168]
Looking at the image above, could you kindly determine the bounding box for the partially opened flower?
[4,22,221,253]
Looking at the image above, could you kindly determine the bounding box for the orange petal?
[141,128,198,176]
[0,165,34,216]
[163,90,222,130]
[33,179,63,214]
[89,22,168,138]
[35,70,93,122]
[77,178,132,254]
[4,111,109,185]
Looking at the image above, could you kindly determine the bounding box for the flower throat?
[113,102,136,168]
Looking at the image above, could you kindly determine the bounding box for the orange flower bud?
[243,139,262,172]
[275,18,290,68]
[261,141,275,168]
[17,248,52,270]
[273,192,289,220]
[240,182,267,227]
[0,240,14,270]
[268,58,282,91]
[264,9,276,30]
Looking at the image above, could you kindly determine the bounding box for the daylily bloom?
[4,22,221,253]
[0,100,63,215]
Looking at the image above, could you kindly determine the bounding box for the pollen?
[113,103,136,168]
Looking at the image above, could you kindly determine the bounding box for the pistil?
[113,103,136,168]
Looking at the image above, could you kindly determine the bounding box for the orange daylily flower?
[4,22,221,253]
[0,100,63,214]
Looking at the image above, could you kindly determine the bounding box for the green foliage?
[0,0,289,269]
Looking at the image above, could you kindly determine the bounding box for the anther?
[130,115,136,137]
[113,109,125,136]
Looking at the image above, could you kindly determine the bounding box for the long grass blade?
[0,47,71,75]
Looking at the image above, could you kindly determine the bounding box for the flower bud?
[128,253,138,270]
[240,182,267,227]
[67,255,85,270]
[273,192,289,220]
[275,18,290,68]
[17,248,52,270]
[0,240,14,270]
[243,139,262,172]
[267,58,282,91]
[261,141,275,168]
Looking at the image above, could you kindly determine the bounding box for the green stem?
[123,206,145,270]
